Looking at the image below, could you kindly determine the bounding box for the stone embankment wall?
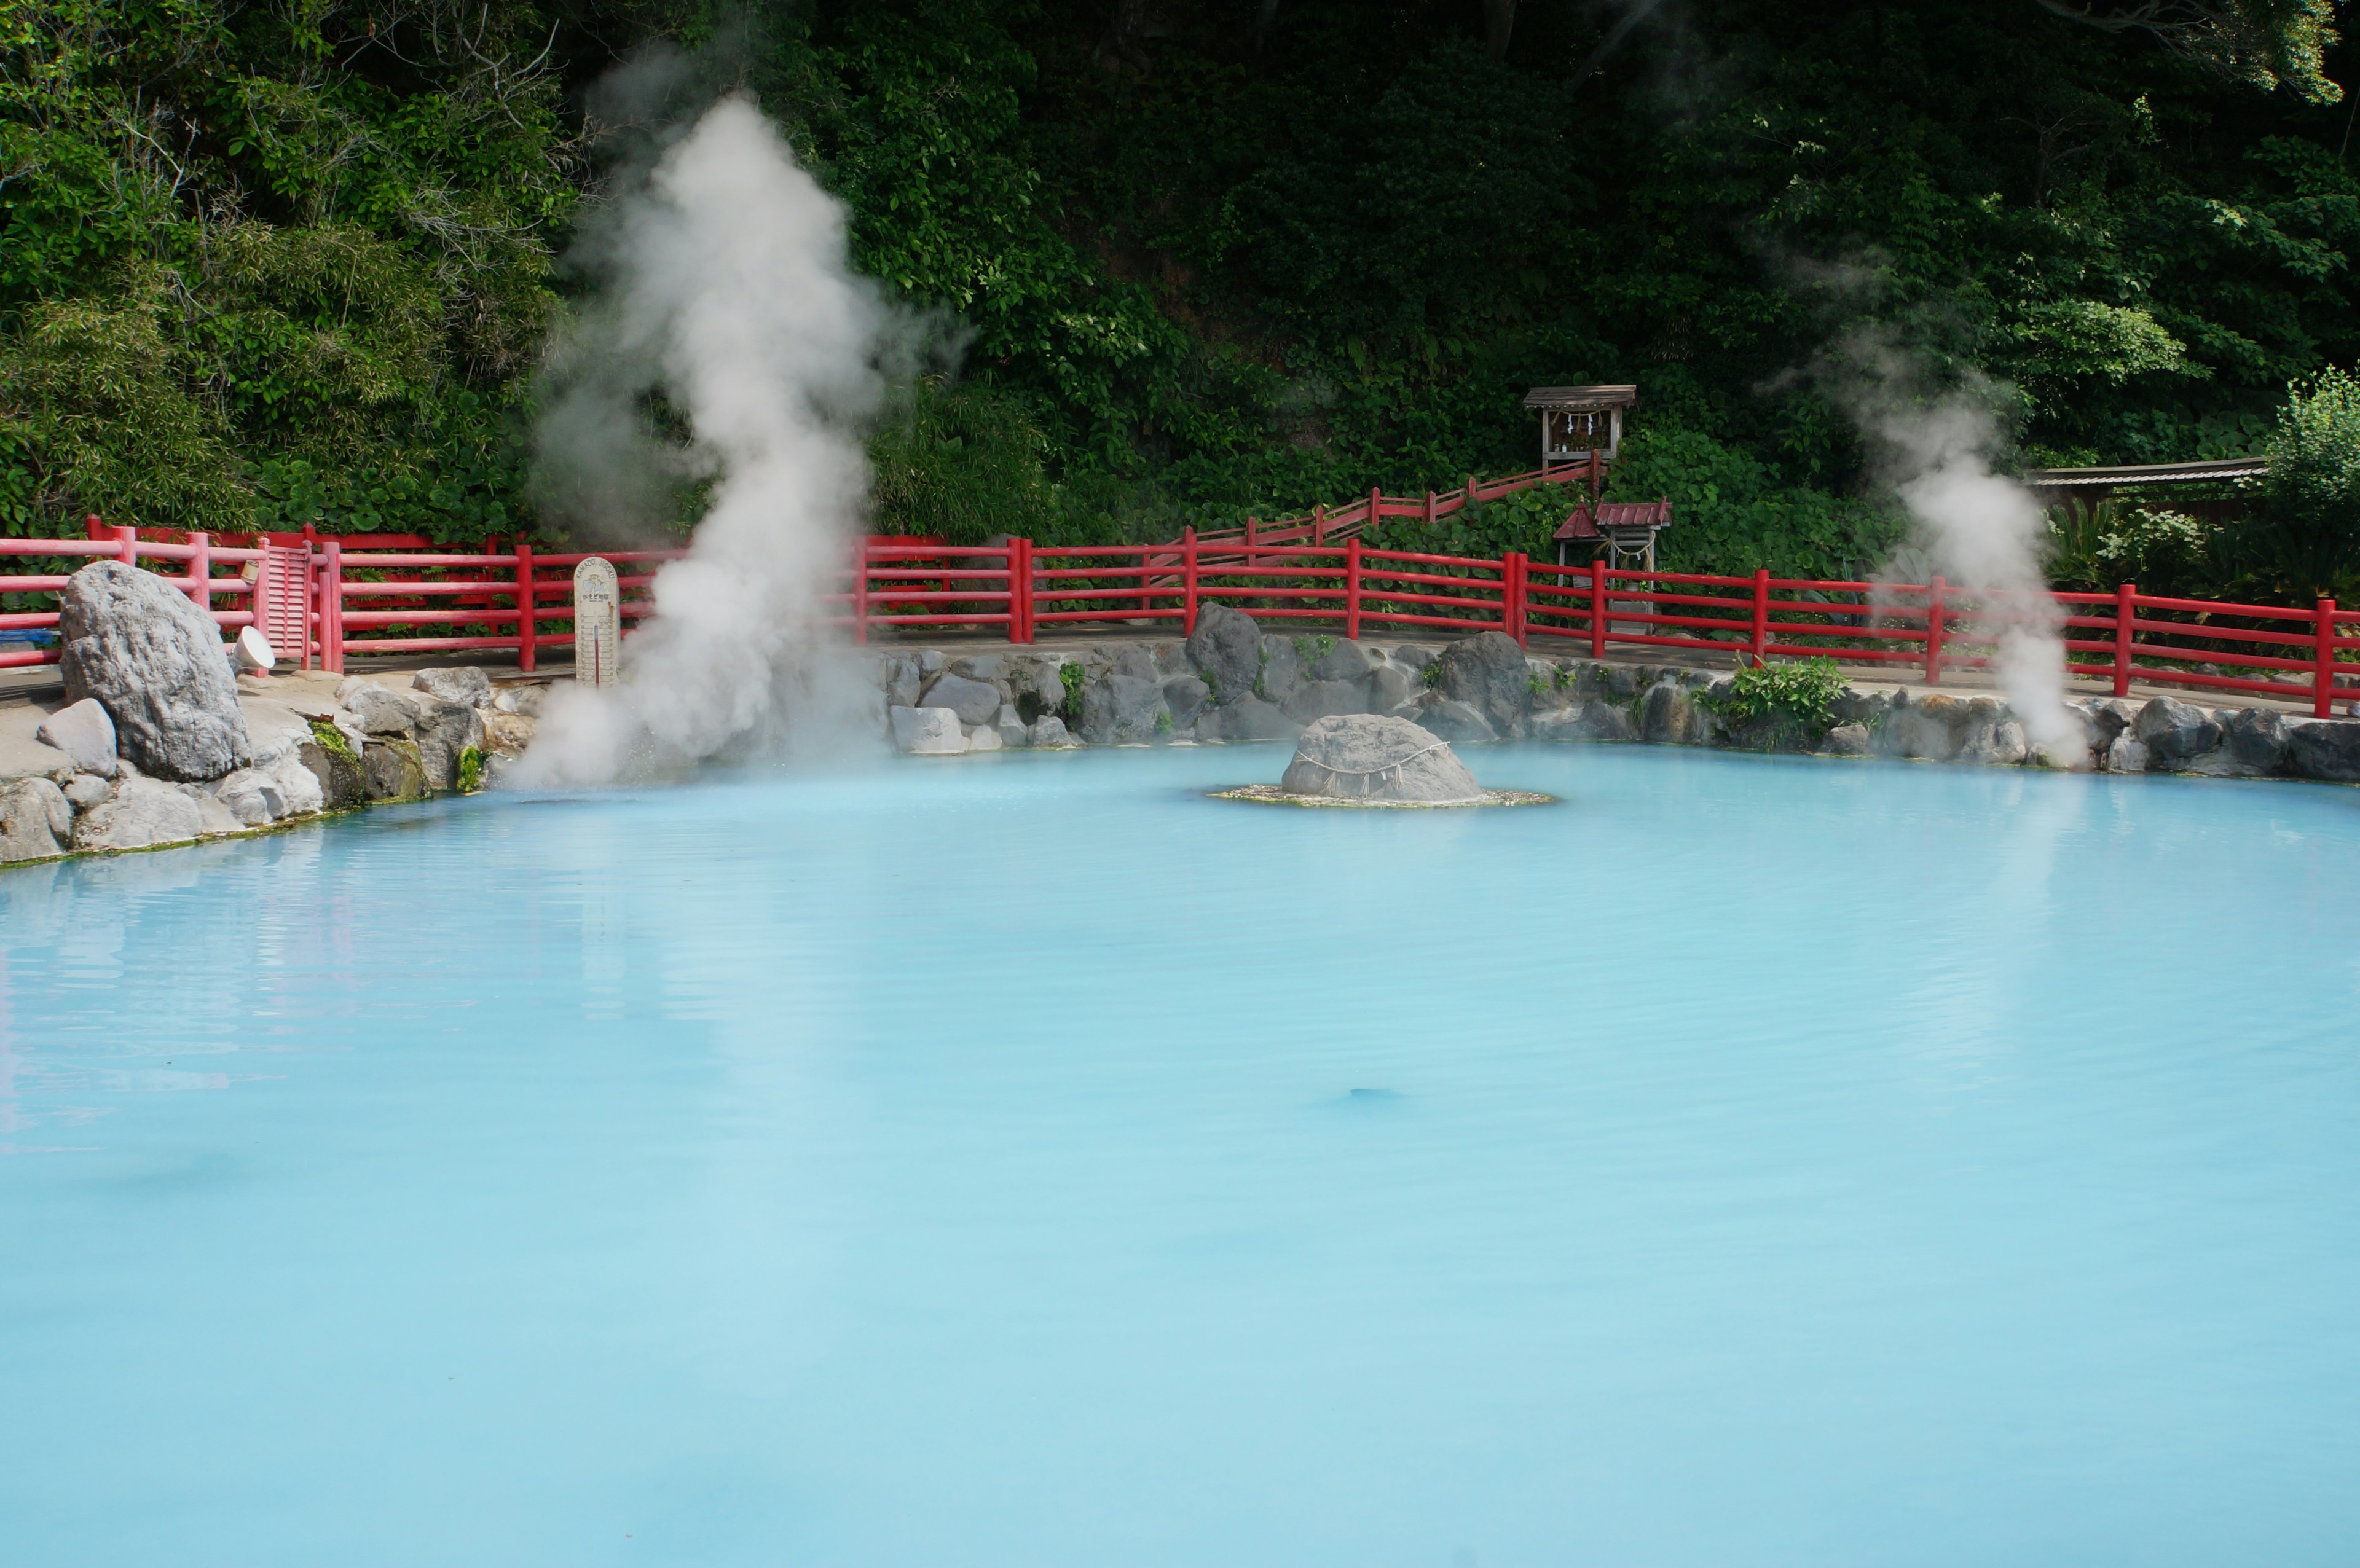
[876,603,2360,783]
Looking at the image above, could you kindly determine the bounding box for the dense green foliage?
[1698,654,1849,748]
[10,0,2360,593]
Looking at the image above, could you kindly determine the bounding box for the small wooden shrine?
[1554,498,1675,570]
[1524,385,1638,471]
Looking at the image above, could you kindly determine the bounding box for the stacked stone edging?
[875,603,2360,785]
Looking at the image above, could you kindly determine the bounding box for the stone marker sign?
[573,556,621,688]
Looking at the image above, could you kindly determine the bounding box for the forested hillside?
[7,0,2360,590]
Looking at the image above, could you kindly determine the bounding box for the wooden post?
[1367,486,1381,536]
[514,541,536,673]
[2114,581,2135,697]
[2316,597,2337,718]
[1182,527,1198,635]
[187,531,211,613]
[1012,539,1033,645]
[1751,566,1769,665]
[1925,574,1946,686]
[1424,490,1436,526]
[1505,552,1528,647]
[114,523,137,565]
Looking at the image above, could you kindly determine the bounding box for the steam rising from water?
[1831,332,2083,761]
[517,95,889,785]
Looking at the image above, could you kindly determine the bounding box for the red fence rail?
[6,522,2355,716]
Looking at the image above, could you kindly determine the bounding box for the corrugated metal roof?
[2020,457,2267,488]
[1523,384,1640,410]
[1554,500,1673,539]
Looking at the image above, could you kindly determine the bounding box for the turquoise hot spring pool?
[1,742,2356,1566]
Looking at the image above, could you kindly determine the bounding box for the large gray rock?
[411,665,493,707]
[237,696,315,766]
[73,776,205,852]
[362,739,427,801]
[1283,679,1371,724]
[345,683,421,736]
[2223,707,2289,772]
[917,672,1002,726]
[1254,635,1306,707]
[2133,696,2222,762]
[2104,731,2151,773]
[1639,681,1696,744]
[57,559,252,781]
[890,706,967,755]
[879,656,921,711]
[1206,696,1297,742]
[1528,699,1632,742]
[63,774,110,810]
[211,767,287,826]
[1311,640,1372,681]
[1184,604,1262,704]
[2286,718,2360,782]
[412,696,486,791]
[1079,674,1171,743]
[1879,694,1975,761]
[1162,675,1211,729]
[1825,723,1871,756]
[1026,715,1077,748]
[1367,665,1417,713]
[1417,697,1498,743]
[1436,632,1530,736]
[34,698,117,777]
[298,740,366,809]
[948,653,1009,685]
[1280,715,1483,802]
[0,778,69,862]
[994,704,1030,748]
[1112,644,1160,683]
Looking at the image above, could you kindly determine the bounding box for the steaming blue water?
[3,743,2358,1567]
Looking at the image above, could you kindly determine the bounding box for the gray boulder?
[879,656,921,711]
[2133,696,2222,762]
[2104,731,2151,772]
[1254,635,1306,707]
[346,683,421,736]
[1311,639,1372,681]
[1437,632,1531,736]
[57,559,252,781]
[994,704,1030,748]
[73,777,204,852]
[890,707,967,755]
[2224,707,2290,772]
[949,653,1009,684]
[1280,715,1482,803]
[1026,715,1077,748]
[1367,665,1416,713]
[63,774,111,811]
[0,778,69,862]
[34,698,117,777]
[1207,696,1297,742]
[1162,675,1211,729]
[2286,718,2360,782]
[412,696,486,790]
[1639,681,1696,744]
[362,739,428,801]
[212,767,287,826]
[1112,644,1159,682]
[1825,723,1871,756]
[917,672,1002,726]
[1391,645,1434,671]
[1185,604,1262,704]
[1283,679,1371,724]
[1602,663,1641,699]
[1528,700,1631,742]
[237,696,315,766]
[299,740,367,809]
[411,666,493,707]
[1079,674,1171,743]
[1417,697,1498,743]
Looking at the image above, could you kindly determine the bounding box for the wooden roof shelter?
[2019,456,2267,525]
[1524,385,1638,471]
[1554,498,1674,570]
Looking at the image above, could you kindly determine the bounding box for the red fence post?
[2316,597,2337,718]
[514,541,536,673]
[85,513,106,542]
[1589,556,1607,659]
[1367,487,1381,537]
[187,531,210,614]
[1182,527,1198,635]
[2114,581,2136,697]
[1011,539,1032,645]
[1504,551,1528,646]
[114,523,136,565]
[1750,566,1769,666]
[1345,536,1363,641]
[323,540,344,675]
[851,538,870,645]
[1925,575,1946,686]
[1423,490,1436,526]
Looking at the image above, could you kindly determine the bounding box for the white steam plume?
[517,94,891,785]
[1833,332,2084,762]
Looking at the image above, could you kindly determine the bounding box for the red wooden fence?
[4,520,2354,716]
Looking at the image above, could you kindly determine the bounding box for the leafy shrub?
[2256,366,2360,598]
[1699,657,1847,750]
